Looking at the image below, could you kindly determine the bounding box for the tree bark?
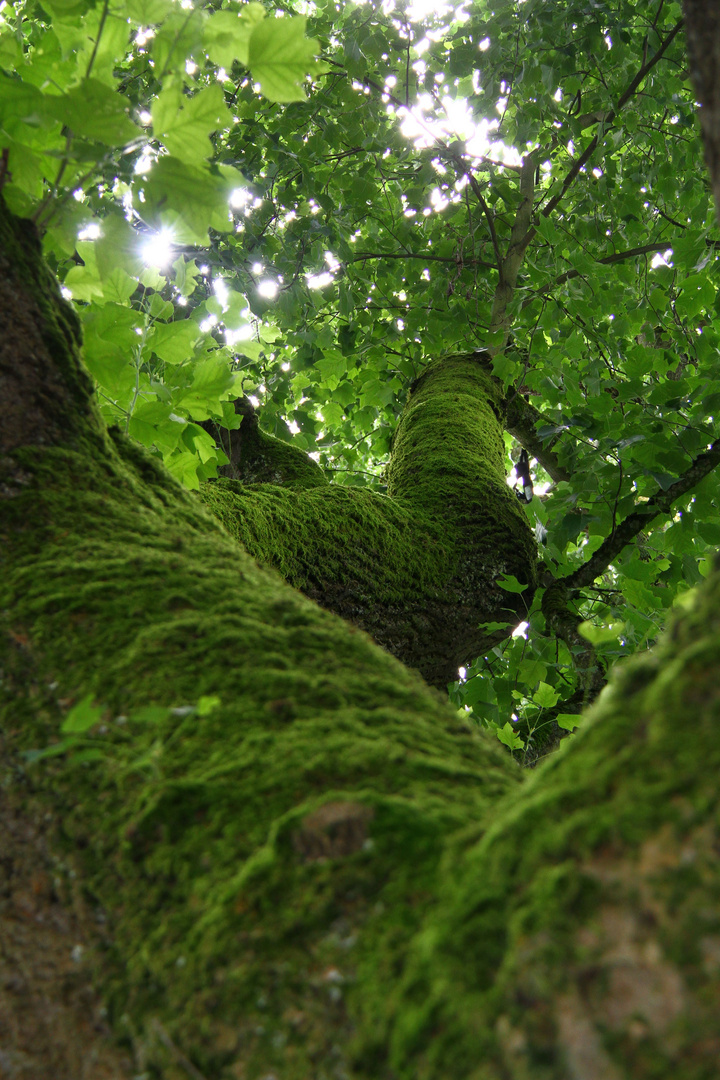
[2,162,720,1080]
[199,355,537,688]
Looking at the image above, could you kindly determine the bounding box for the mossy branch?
[503,390,571,484]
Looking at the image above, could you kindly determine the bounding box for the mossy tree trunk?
[199,353,538,688]
[2,180,720,1080]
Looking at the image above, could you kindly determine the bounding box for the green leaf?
[60,694,103,734]
[203,4,264,68]
[152,83,232,164]
[235,340,264,361]
[142,157,238,243]
[556,713,582,731]
[248,16,319,103]
[177,357,237,418]
[197,694,221,716]
[151,320,202,364]
[496,574,529,594]
[125,0,172,22]
[494,721,525,751]
[532,681,560,708]
[45,79,139,144]
[152,9,203,78]
[577,621,625,645]
[64,243,104,301]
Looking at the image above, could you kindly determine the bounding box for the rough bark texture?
[2,190,720,1080]
[199,356,538,688]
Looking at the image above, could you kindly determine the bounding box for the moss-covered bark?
[199,357,537,687]
[2,196,719,1079]
[377,581,720,1079]
[0,196,520,1077]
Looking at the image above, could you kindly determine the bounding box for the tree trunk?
[2,177,720,1080]
[199,353,537,688]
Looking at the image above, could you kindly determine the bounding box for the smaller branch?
[541,19,684,221]
[346,251,495,269]
[84,0,110,80]
[503,391,570,484]
[526,242,674,304]
[566,436,720,591]
[541,581,606,706]
[488,154,536,343]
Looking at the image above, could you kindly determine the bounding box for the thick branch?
[541,579,606,705]
[346,251,496,270]
[488,155,536,344]
[684,0,720,216]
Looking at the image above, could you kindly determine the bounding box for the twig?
[150,1018,209,1080]
[85,0,110,80]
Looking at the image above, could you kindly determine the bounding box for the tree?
[2,0,720,1076]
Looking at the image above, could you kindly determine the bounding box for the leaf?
[101,267,138,303]
[496,574,528,593]
[203,4,264,69]
[94,212,145,280]
[152,83,232,164]
[125,0,172,22]
[46,79,139,144]
[478,621,512,633]
[152,9,203,78]
[359,379,394,409]
[248,15,319,103]
[64,243,104,301]
[532,681,560,708]
[577,621,625,645]
[235,340,264,361]
[61,694,103,734]
[197,694,221,716]
[494,722,525,751]
[142,157,239,243]
[556,713,582,731]
[151,320,202,364]
[165,449,203,489]
[177,357,237,418]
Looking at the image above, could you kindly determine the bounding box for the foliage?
[3,0,720,754]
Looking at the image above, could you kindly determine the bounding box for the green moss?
[1,430,520,1079]
[375,579,720,1078]
[198,354,538,686]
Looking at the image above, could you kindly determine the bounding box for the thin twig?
[150,1019,209,1080]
